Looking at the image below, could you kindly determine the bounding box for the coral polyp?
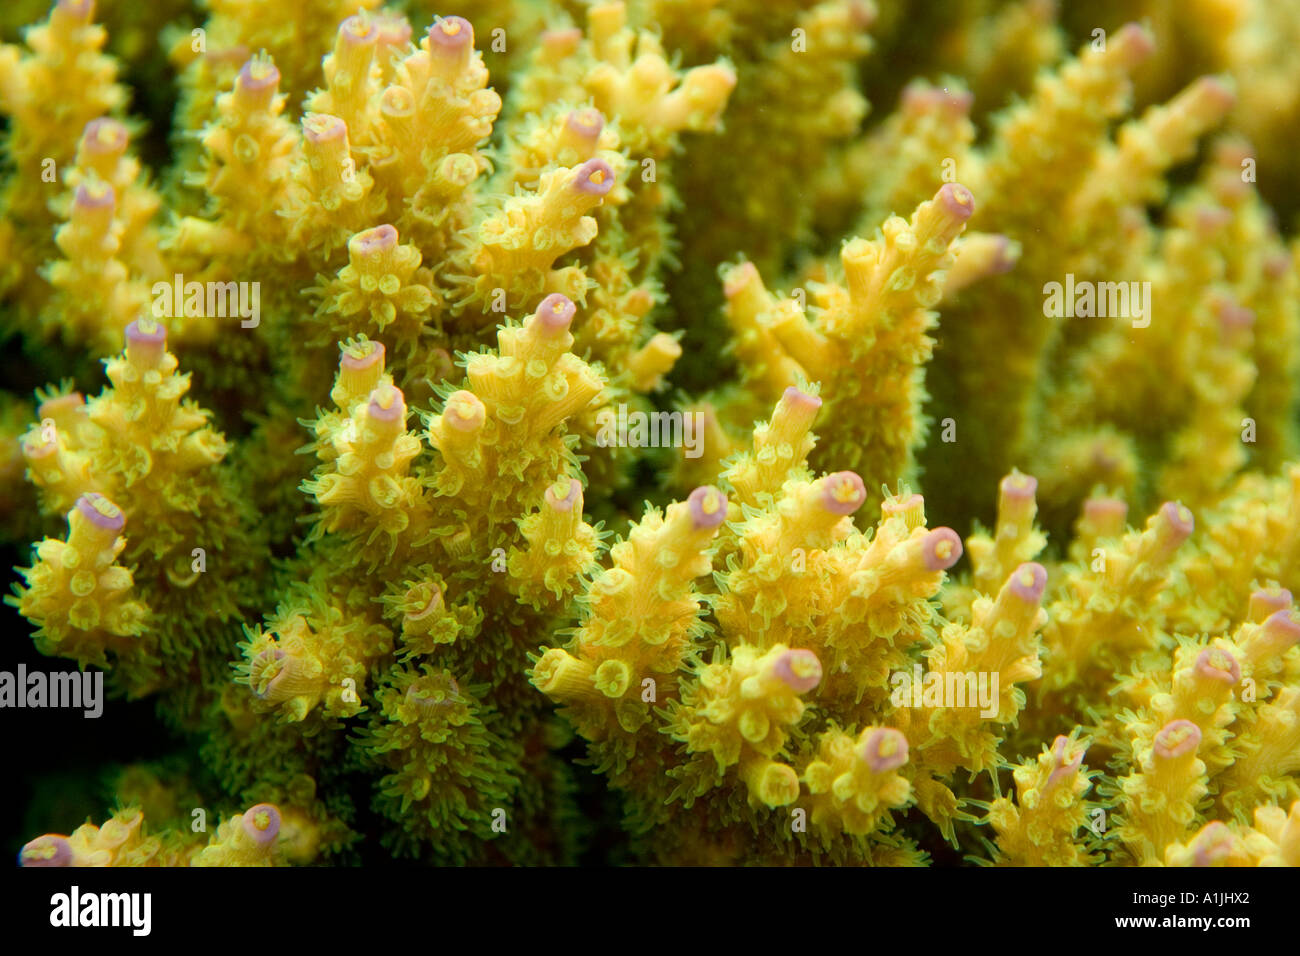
[3,0,1300,869]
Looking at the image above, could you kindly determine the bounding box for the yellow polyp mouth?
[789,654,819,681]
[1203,649,1233,674]
[248,52,275,81]
[136,317,159,336]
[933,539,954,561]
[250,809,275,833]
[382,88,414,113]
[350,11,373,38]
[588,169,606,186]
[87,495,121,520]
[374,388,397,411]
[700,491,721,515]
[95,123,123,148]
[832,480,860,505]
[876,734,900,759]
[549,478,571,499]
[440,19,462,36]
[951,187,972,207]
[1017,568,1037,589]
[305,115,341,137]
[449,397,483,427]
[345,339,376,361]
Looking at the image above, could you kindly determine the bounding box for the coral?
[4,0,1300,871]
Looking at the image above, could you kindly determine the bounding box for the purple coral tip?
[861,728,909,773]
[19,834,73,867]
[250,646,286,699]
[444,391,485,432]
[1191,822,1235,867]
[536,293,576,333]
[1195,75,1236,113]
[351,224,398,257]
[341,13,378,45]
[901,81,972,116]
[723,262,759,299]
[1113,23,1156,64]
[406,673,461,711]
[820,471,866,516]
[405,582,444,622]
[340,339,384,372]
[1152,719,1202,760]
[541,28,582,53]
[781,386,821,412]
[1084,496,1127,524]
[76,493,125,533]
[303,113,346,144]
[1250,588,1293,618]
[368,385,406,423]
[238,57,280,93]
[573,158,615,197]
[937,183,975,221]
[39,392,84,417]
[1000,471,1037,501]
[83,118,127,156]
[126,316,167,353]
[565,108,605,143]
[922,527,963,571]
[75,180,115,211]
[241,804,281,846]
[1159,501,1195,540]
[544,477,582,513]
[773,648,822,693]
[1045,735,1085,789]
[1007,562,1048,604]
[430,16,474,52]
[56,0,93,21]
[1261,609,1300,649]
[988,235,1016,274]
[1194,647,1241,685]
[687,486,727,530]
[1214,297,1254,333]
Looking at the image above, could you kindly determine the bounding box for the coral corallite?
[4,0,1300,870]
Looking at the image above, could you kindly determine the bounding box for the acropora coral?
[4,0,1300,868]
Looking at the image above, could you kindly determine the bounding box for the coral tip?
[1152,719,1201,760]
[821,471,867,515]
[687,486,727,530]
[938,183,975,220]
[76,492,125,533]
[545,477,582,512]
[430,15,473,48]
[774,648,822,693]
[350,224,398,256]
[536,293,576,332]
[573,158,615,197]
[861,728,909,773]
[1008,562,1048,603]
[18,834,73,867]
[242,804,282,846]
[922,527,963,571]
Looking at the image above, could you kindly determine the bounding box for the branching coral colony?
[3,0,1300,867]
